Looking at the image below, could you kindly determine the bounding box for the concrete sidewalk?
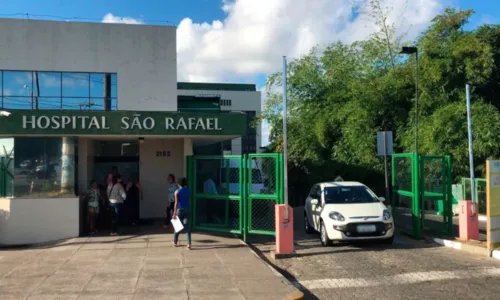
[0,230,299,300]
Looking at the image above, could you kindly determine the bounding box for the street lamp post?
[400,46,419,154]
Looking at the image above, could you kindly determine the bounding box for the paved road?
[250,208,500,300]
[0,229,296,300]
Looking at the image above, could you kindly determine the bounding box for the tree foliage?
[259,7,500,203]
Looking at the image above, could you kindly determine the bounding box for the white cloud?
[176,0,443,82]
[102,0,444,146]
[175,0,444,145]
[102,13,143,25]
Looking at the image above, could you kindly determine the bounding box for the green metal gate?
[247,153,283,238]
[392,153,420,238]
[420,155,453,236]
[391,153,452,239]
[0,146,14,197]
[187,153,283,240]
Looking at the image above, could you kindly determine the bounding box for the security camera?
[0,110,11,117]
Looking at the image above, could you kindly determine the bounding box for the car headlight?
[383,209,391,221]
[329,211,345,221]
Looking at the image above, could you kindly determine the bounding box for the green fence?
[0,150,14,197]
[187,153,283,241]
[461,178,486,215]
[391,153,452,239]
[392,153,420,238]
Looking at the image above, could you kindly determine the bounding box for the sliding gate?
[187,153,283,240]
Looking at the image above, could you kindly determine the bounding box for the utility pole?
[283,56,289,221]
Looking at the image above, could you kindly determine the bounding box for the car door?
[310,185,322,230]
[305,186,315,227]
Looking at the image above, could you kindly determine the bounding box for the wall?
[0,197,79,245]
[139,138,184,218]
[177,89,261,113]
[77,138,95,194]
[178,89,262,151]
[183,138,193,176]
[0,18,177,111]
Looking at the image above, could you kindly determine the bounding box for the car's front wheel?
[320,221,332,247]
[304,213,314,234]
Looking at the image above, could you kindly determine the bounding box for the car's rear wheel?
[320,221,332,246]
[304,213,314,234]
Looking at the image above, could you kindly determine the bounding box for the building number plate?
[156,151,171,157]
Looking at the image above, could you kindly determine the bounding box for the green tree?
[259,7,500,203]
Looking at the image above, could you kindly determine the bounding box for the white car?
[304,181,394,246]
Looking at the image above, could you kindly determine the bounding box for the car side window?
[308,185,317,198]
[309,185,320,199]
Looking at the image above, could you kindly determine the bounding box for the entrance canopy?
[0,110,248,137]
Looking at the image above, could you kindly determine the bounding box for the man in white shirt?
[203,174,218,195]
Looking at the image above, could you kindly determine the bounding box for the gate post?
[446,155,453,236]
[242,154,248,242]
[187,156,195,228]
[275,152,294,256]
[413,153,421,239]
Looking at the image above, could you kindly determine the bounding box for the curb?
[237,238,304,300]
[429,237,500,260]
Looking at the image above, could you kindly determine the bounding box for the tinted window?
[1,71,117,111]
[309,185,320,199]
[324,186,378,204]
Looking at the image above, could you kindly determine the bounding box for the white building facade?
[0,18,261,245]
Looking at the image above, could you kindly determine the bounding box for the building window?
[0,71,117,111]
[178,95,220,111]
[220,99,232,107]
[1,137,76,198]
[241,111,257,154]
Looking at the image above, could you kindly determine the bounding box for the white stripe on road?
[293,268,500,290]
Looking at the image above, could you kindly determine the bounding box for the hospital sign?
[0,110,248,136]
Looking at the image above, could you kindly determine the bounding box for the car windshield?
[324,186,379,204]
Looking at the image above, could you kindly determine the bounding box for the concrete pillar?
[77,138,94,194]
[60,137,75,194]
[183,138,193,177]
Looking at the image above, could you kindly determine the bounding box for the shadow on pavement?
[0,223,243,251]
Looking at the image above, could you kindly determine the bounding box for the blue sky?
[0,0,498,145]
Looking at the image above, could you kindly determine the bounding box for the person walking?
[164,174,178,229]
[108,175,126,236]
[87,180,101,234]
[171,177,191,249]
